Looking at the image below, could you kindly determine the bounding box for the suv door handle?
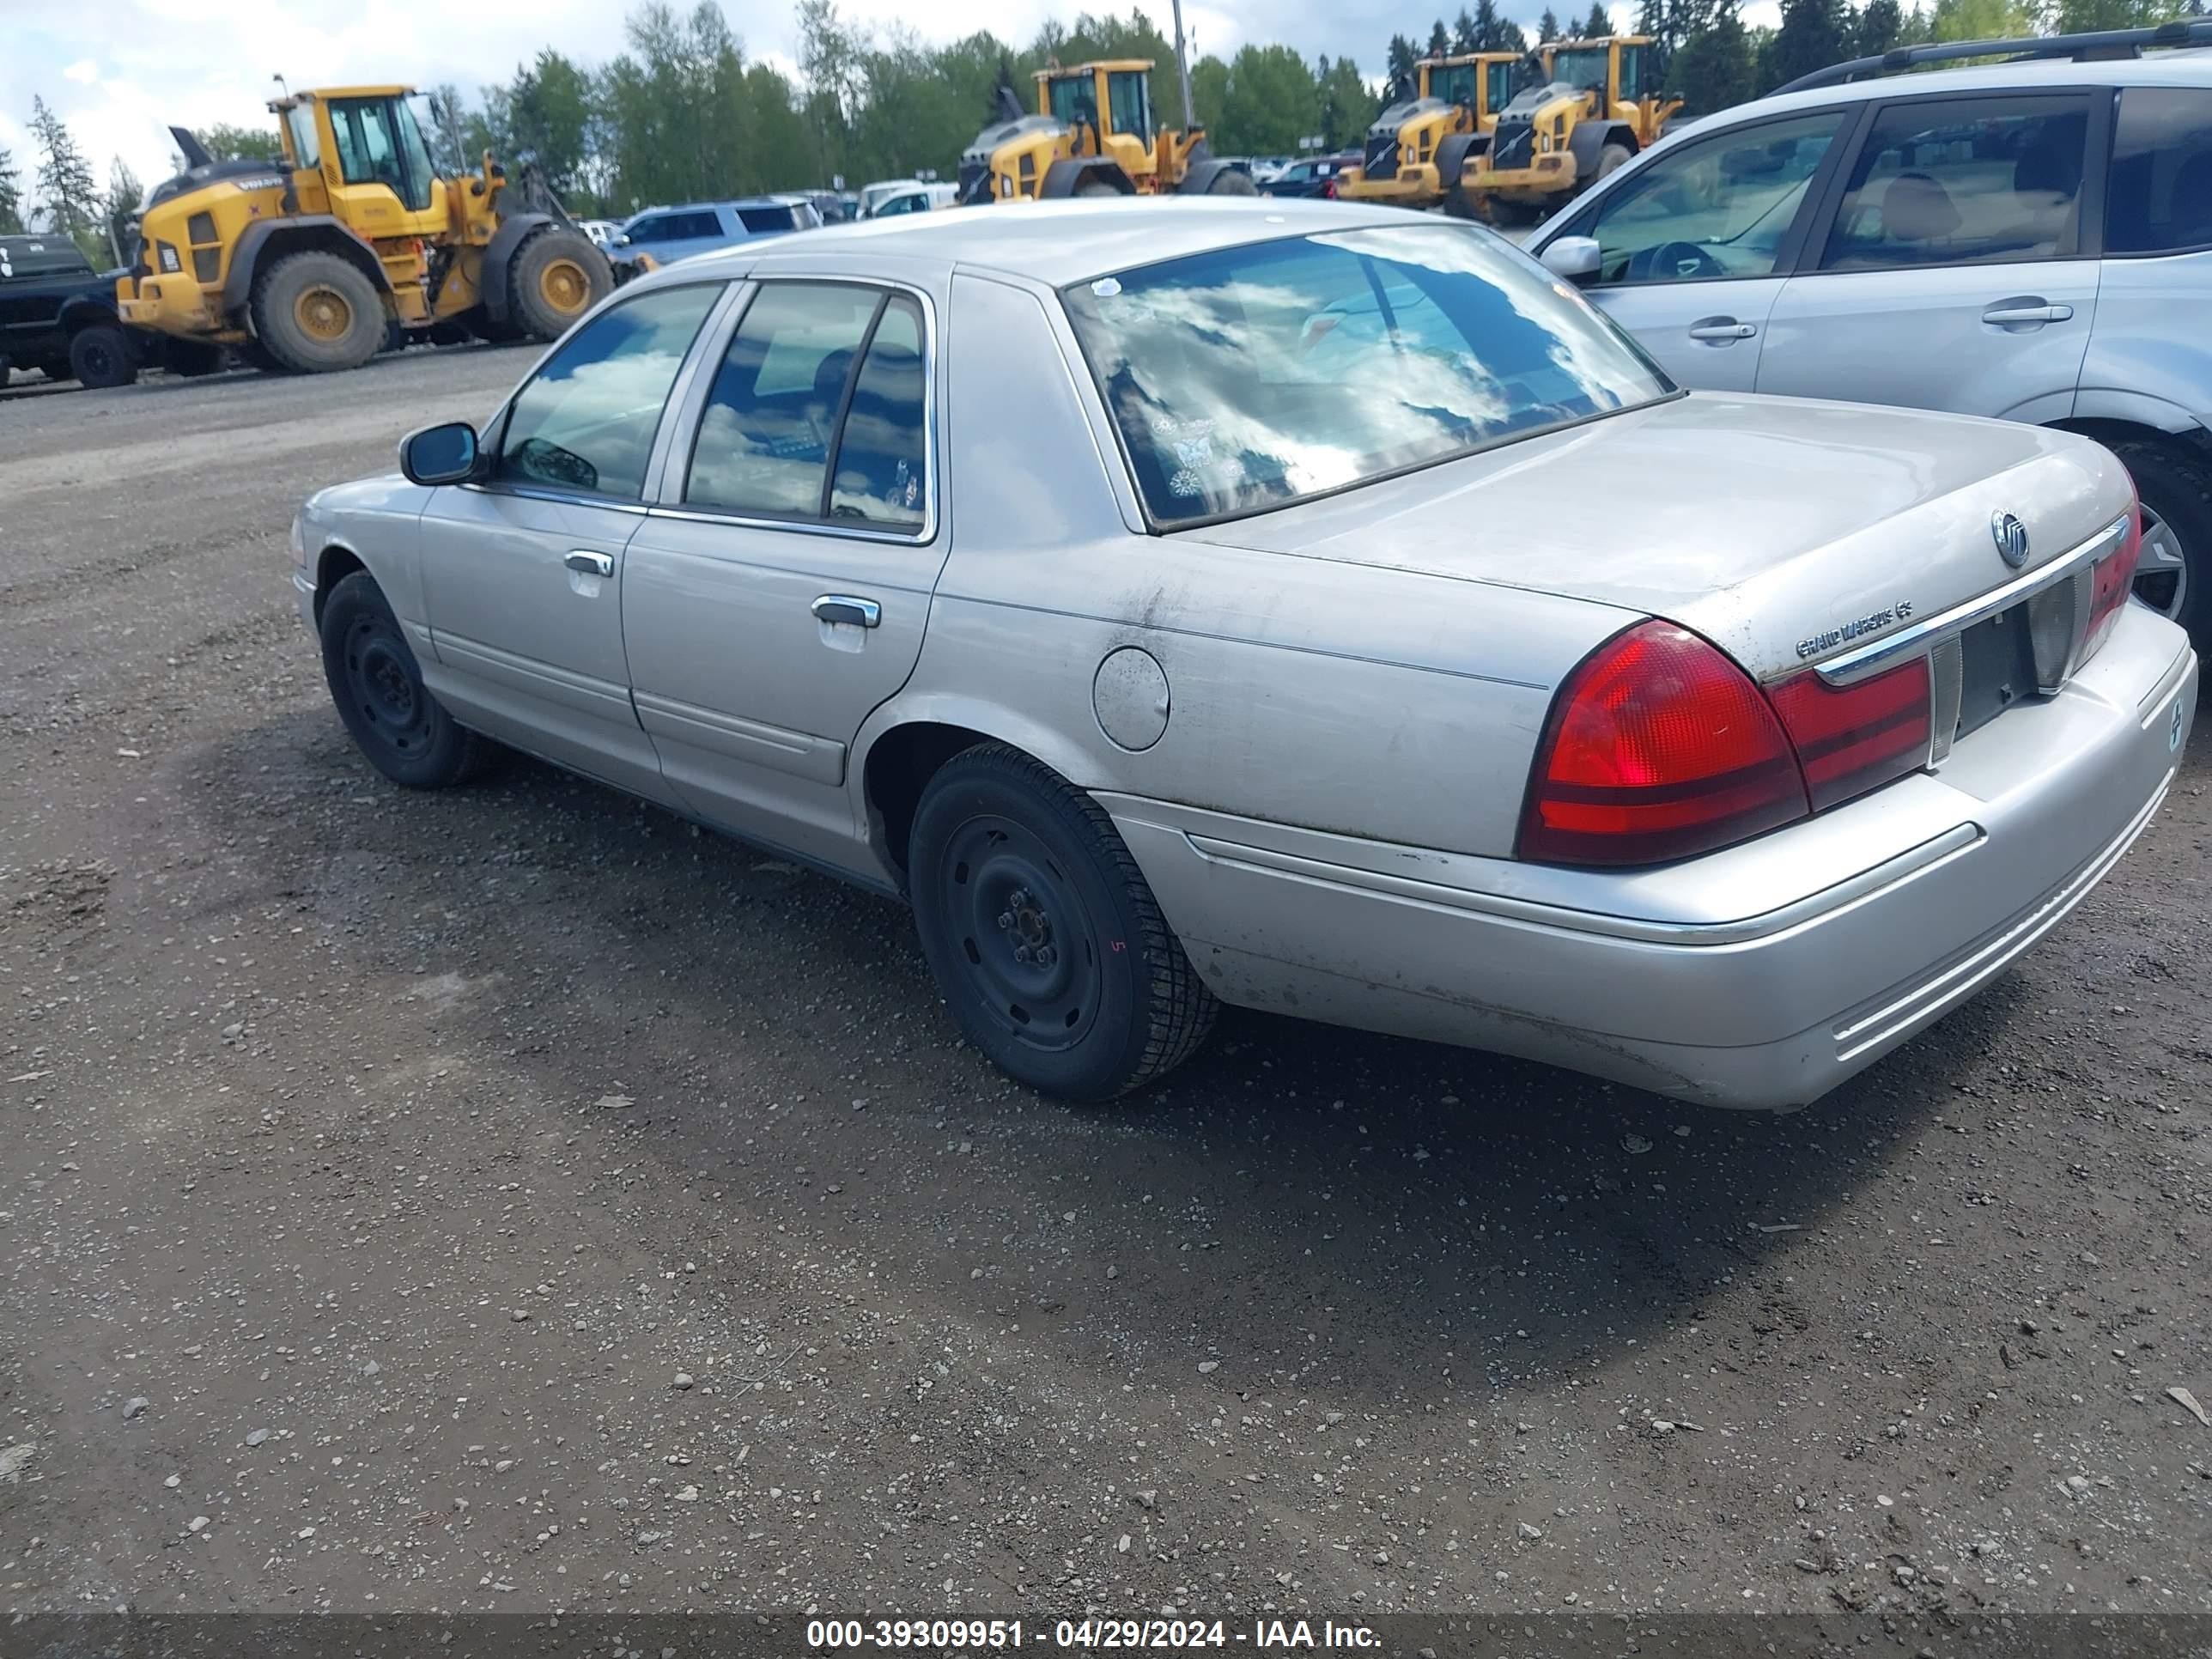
[1981,300,2074,326]
[565,550,615,577]
[812,594,881,629]
[1686,317,1757,343]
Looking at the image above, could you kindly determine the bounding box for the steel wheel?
[941,814,1103,1052]
[2134,501,2189,623]
[295,283,356,343]
[538,256,592,316]
[340,612,431,758]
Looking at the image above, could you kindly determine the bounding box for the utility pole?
[1169,0,1196,129]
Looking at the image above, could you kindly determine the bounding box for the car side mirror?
[400,421,481,486]
[1540,235,1601,283]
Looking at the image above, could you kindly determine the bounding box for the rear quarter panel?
[850,270,1639,860]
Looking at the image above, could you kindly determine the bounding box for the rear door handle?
[564,550,615,577]
[812,594,881,629]
[1981,300,2073,326]
[1686,317,1757,343]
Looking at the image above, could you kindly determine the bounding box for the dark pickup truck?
[1,234,164,389]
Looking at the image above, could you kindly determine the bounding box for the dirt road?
[3,354,2209,1627]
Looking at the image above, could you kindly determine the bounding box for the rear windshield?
[1060,225,1669,527]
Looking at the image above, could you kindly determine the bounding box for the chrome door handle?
[1981,301,2073,326]
[565,550,615,578]
[1686,317,1757,343]
[812,594,881,629]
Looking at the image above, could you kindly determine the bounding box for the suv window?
[1820,96,2090,271]
[2106,87,2212,256]
[1577,109,1844,285]
[687,283,927,524]
[736,205,802,234]
[495,284,721,500]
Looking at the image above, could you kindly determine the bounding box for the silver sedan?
[290,199,2197,1108]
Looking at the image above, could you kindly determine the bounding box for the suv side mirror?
[1540,235,1601,283]
[400,421,481,486]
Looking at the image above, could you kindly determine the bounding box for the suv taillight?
[1518,622,1809,866]
[2081,495,2144,663]
[1521,621,1936,867]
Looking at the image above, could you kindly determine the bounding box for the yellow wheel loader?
[1337,51,1526,210]
[955,61,1257,204]
[1455,37,1682,223]
[118,86,613,375]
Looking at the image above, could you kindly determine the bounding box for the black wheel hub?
[944,817,1099,1051]
[343,617,428,754]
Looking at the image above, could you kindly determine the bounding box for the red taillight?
[1766,656,1932,812]
[1519,621,1810,866]
[2082,495,2143,661]
[1323,178,1338,198]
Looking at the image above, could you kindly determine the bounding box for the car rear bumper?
[1103,605,2197,1109]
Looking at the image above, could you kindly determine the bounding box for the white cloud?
[63,59,100,84]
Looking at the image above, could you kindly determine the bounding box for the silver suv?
[1530,23,2212,648]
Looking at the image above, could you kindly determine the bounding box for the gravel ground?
[3,352,2209,1627]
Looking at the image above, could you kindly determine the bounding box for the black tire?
[69,323,137,389]
[161,338,227,378]
[1443,190,1482,221]
[251,251,385,374]
[319,571,495,789]
[1074,180,1120,198]
[1204,167,1257,196]
[507,227,612,343]
[908,744,1218,1103]
[237,339,286,374]
[1594,142,1633,185]
[0,354,12,386]
[2109,436,2212,653]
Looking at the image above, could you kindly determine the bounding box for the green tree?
[422,86,471,176]
[1315,54,1376,146]
[1765,0,1848,88]
[29,98,100,258]
[1674,0,1757,111]
[2050,0,2165,27]
[1539,6,1564,40]
[1426,19,1453,55]
[508,49,597,201]
[189,121,283,165]
[1189,53,1230,132]
[1927,0,2036,40]
[1856,0,1904,52]
[1454,7,1481,50]
[1580,2,1616,35]
[1217,44,1321,154]
[1386,33,1421,94]
[0,145,23,234]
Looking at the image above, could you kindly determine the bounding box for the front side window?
[2106,88,2212,256]
[285,106,320,170]
[687,283,930,529]
[1431,63,1477,106]
[495,284,721,499]
[1048,76,1096,129]
[1820,96,2090,271]
[327,99,430,210]
[1108,70,1152,139]
[1582,109,1844,285]
[1486,60,1514,113]
[1618,45,1645,102]
[1062,225,1670,527]
[1553,48,1611,94]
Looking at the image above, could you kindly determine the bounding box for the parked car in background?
[0,234,167,388]
[869,181,959,216]
[797,190,853,224]
[1258,152,1360,198]
[578,219,623,248]
[611,198,823,268]
[1249,155,1294,183]
[857,179,926,218]
[1529,23,2212,648]
[293,199,2191,1111]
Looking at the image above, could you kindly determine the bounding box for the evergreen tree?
[1674,0,1756,112]
[0,144,23,234]
[1454,7,1480,50]
[1472,0,1504,47]
[101,156,142,264]
[1427,18,1454,56]
[1539,5,1564,40]
[1856,0,1904,52]
[1765,0,1849,88]
[1498,18,1532,51]
[1387,33,1421,94]
[1581,1,1617,35]
[29,98,100,254]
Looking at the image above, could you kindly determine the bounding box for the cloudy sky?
[0,0,1776,199]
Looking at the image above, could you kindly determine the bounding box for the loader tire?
[1075,180,1119,197]
[507,227,611,343]
[1595,143,1633,184]
[251,252,385,374]
[1202,167,1256,195]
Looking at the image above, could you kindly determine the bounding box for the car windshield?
[1060,225,1670,527]
[1553,47,1611,94]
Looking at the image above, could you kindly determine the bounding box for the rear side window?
[685,283,930,532]
[1820,96,2090,270]
[2106,88,2212,255]
[494,283,720,500]
[736,205,800,234]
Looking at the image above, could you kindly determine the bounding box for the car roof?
[624,198,1469,290]
[1708,43,2212,125]
[629,198,809,216]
